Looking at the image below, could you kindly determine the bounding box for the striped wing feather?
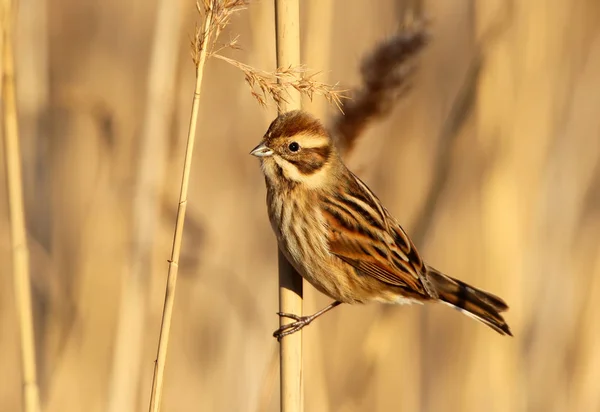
[323,171,431,297]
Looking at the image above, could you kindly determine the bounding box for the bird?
[250,110,512,340]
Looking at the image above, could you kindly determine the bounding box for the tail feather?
[427,267,512,336]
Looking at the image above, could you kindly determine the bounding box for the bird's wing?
[322,171,433,297]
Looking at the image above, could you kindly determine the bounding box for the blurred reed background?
[1,0,600,411]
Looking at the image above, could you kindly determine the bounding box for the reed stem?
[2,2,42,411]
[274,1,303,411]
[147,6,213,412]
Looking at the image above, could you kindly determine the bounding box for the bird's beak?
[250,141,274,157]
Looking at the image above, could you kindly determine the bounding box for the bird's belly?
[277,237,340,298]
[284,245,398,305]
[298,259,359,303]
[276,234,359,303]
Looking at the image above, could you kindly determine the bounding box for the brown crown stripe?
[267,110,328,139]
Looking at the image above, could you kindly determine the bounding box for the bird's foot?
[273,312,314,341]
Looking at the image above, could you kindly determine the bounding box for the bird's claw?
[273,312,313,341]
[276,312,302,321]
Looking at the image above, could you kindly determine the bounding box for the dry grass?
[1,1,41,410]
[213,54,345,111]
[147,1,224,410]
[272,2,304,411]
[147,1,343,411]
[333,22,428,155]
[2,1,600,412]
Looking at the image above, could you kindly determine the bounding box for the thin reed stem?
[274,1,303,411]
[146,1,340,410]
[2,2,41,411]
[147,5,213,412]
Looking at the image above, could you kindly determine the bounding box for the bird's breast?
[267,188,329,261]
[266,187,379,303]
[266,188,345,293]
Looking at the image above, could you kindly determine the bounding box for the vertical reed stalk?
[147,5,213,412]
[2,1,42,411]
[274,1,303,411]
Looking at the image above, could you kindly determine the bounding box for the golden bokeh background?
[1,0,600,411]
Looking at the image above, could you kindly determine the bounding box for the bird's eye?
[288,142,300,152]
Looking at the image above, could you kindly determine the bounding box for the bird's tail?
[427,267,512,336]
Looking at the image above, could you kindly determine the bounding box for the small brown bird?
[251,110,512,339]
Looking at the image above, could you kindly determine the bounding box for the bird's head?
[250,110,339,189]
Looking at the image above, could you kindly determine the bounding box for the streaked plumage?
[251,110,512,339]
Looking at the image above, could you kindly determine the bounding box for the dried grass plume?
[333,23,429,155]
[192,0,345,110]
